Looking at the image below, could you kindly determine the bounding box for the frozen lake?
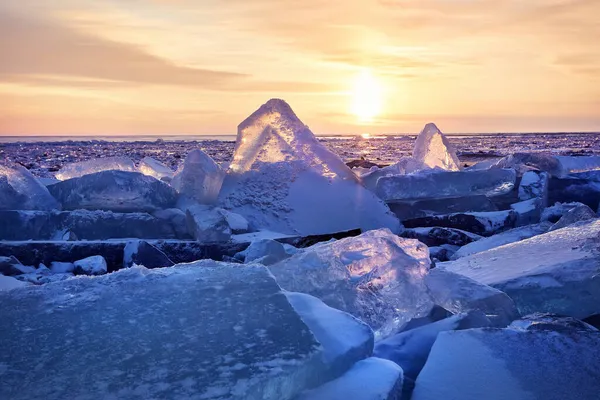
[1,132,599,178]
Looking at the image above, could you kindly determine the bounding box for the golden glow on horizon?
[0,0,599,135]
[351,70,383,123]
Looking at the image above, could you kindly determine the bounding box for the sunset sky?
[1,0,599,136]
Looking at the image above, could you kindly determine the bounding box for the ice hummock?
[412,328,600,400]
[440,219,600,319]
[413,123,461,171]
[0,165,61,211]
[171,149,225,204]
[0,263,361,400]
[268,228,433,338]
[55,156,136,180]
[219,99,400,236]
[138,156,175,182]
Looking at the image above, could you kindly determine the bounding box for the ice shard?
[55,156,136,180]
[0,165,60,211]
[138,156,175,182]
[268,228,433,338]
[171,149,224,204]
[412,123,461,171]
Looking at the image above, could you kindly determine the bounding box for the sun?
[351,69,383,122]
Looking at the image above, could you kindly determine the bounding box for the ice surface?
[0,275,30,291]
[185,205,232,242]
[55,156,136,180]
[509,313,598,333]
[412,123,461,171]
[0,263,346,400]
[376,169,516,202]
[440,219,600,319]
[73,255,107,276]
[297,358,403,400]
[548,204,596,231]
[556,155,600,175]
[412,328,600,400]
[451,222,552,259]
[0,210,182,241]
[518,171,548,205]
[374,312,490,380]
[268,229,433,338]
[48,171,178,212]
[219,99,401,236]
[243,239,290,265]
[285,292,373,379]
[123,240,174,269]
[402,210,517,236]
[0,165,60,211]
[138,156,175,182]
[171,149,224,204]
[425,268,520,326]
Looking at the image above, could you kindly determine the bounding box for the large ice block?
[402,210,517,236]
[374,312,490,380]
[48,170,178,212]
[297,358,403,400]
[171,149,224,204]
[555,155,600,175]
[451,222,552,259]
[412,123,461,171]
[400,227,482,247]
[548,204,596,231]
[412,328,600,400]
[376,169,516,202]
[0,263,348,400]
[138,156,175,182]
[0,165,61,211]
[268,228,433,338]
[425,268,520,326]
[518,171,548,205]
[219,99,400,236]
[440,219,600,319]
[55,156,136,180]
[360,157,426,192]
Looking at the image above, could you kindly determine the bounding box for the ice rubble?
[55,156,136,180]
[387,195,498,221]
[241,239,290,265]
[0,165,60,211]
[0,263,369,400]
[123,240,174,269]
[73,255,107,276]
[268,228,433,338]
[138,156,175,182]
[440,219,600,319]
[376,168,516,202]
[412,327,600,400]
[402,210,517,236]
[47,171,178,212]
[185,205,233,242]
[218,99,400,236]
[374,312,490,380]
[518,171,548,204]
[412,123,461,171]
[171,149,224,204]
[425,268,520,326]
[451,222,552,259]
[297,358,403,400]
[400,227,482,247]
[548,203,596,231]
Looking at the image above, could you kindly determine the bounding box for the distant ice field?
[1,132,599,178]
